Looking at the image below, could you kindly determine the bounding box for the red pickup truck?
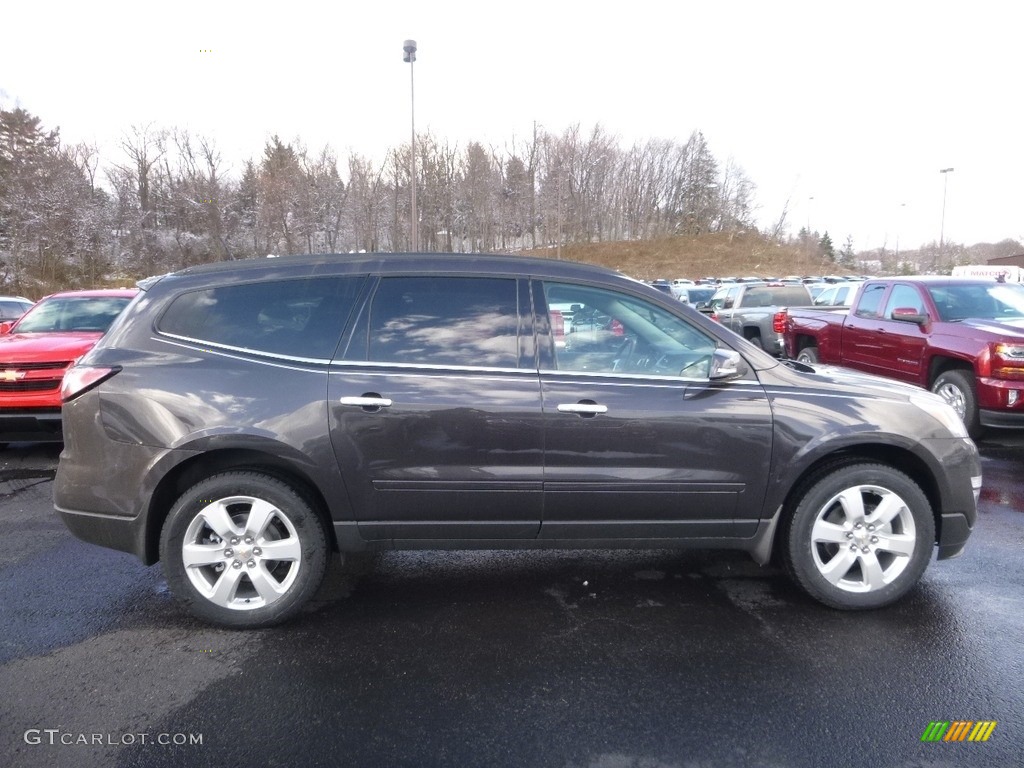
[0,288,138,442]
[781,276,1024,437]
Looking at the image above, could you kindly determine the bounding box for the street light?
[939,167,954,251]
[403,39,418,252]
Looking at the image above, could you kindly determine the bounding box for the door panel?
[329,367,544,539]
[535,279,773,540]
[541,374,773,538]
[329,275,543,540]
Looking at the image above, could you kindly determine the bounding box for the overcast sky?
[2,0,1020,252]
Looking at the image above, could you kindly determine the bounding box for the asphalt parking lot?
[0,434,1021,768]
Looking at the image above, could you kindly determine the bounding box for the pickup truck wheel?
[796,346,819,365]
[160,471,328,628]
[781,463,934,610]
[745,333,764,350]
[931,370,982,438]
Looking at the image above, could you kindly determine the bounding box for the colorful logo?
[921,721,997,742]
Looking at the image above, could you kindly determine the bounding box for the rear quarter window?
[158,277,363,359]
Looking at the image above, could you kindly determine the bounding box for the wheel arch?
[144,448,338,565]
[772,445,943,560]
[927,354,974,386]
[794,334,817,354]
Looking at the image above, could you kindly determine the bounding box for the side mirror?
[709,349,749,381]
[891,307,928,325]
[0,321,13,335]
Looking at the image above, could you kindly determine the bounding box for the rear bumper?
[0,409,63,442]
[56,505,146,560]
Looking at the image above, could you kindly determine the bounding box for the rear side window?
[159,277,363,359]
[854,283,888,318]
[364,276,519,368]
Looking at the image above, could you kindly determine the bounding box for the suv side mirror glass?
[708,349,748,381]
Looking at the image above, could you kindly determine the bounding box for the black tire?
[160,471,328,628]
[796,346,819,365]
[931,369,982,439]
[781,462,935,610]
[745,332,764,350]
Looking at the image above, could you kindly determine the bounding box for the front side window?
[543,282,717,378]
[159,277,362,360]
[884,284,926,318]
[365,276,520,368]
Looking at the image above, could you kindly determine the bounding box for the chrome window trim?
[539,367,760,385]
[155,334,331,367]
[328,359,528,375]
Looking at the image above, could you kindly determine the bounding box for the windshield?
[928,283,1024,321]
[14,296,133,333]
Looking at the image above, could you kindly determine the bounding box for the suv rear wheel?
[781,463,935,609]
[160,471,328,628]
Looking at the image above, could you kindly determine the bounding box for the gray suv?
[55,254,981,628]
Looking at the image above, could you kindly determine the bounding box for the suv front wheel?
[160,471,328,628]
[781,463,935,609]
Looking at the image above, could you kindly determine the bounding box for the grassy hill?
[522,232,1024,281]
[522,232,850,282]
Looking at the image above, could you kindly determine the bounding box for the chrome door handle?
[340,396,393,408]
[557,403,608,416]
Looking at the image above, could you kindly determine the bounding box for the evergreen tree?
[819,232,835,262]
[839,235,856,266]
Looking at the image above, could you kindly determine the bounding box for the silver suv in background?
[55,254,980,628]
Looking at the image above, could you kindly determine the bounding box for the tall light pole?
[895,202,906,261]
[403,39,418,252]
[939,167,954,251]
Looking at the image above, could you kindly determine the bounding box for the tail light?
[61,365,120,402]
[772,309,788,334]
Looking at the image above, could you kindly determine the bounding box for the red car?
[0,288,138,442]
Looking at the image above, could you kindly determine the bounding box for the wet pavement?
[0,436,1021,768]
